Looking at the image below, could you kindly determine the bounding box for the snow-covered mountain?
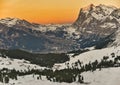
[0,4,120,85]
[0,18,79,53]
[0,4,120,53]
[73,4,120,48]
[0,17,33,27]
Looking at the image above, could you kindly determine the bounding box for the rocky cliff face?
[73,4,120,48]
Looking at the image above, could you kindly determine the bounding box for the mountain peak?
[0,17,21,22]
[74,4,119,27]
[98,4,117,9]
[0,17,21,27]
[81,4,95,11]
[0,17,31,27]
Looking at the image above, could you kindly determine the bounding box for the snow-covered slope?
[0,18,19,27]
[110,27,120,46]
[82,67,120,85]
[53,46,120,70]
[6,75,78,85]
[0,17,34,28]
[1,67,120,85]
[0,57,46,71]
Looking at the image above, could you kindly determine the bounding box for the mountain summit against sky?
[1,4,120,85]
[73,4,120,48]
[0,4,120,53]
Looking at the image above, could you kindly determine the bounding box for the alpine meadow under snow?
[0,4,120,85]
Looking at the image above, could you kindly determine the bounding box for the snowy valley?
[0,46,120,85]
[0,4,120,85]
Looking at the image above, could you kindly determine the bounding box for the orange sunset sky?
[0,0,120,24]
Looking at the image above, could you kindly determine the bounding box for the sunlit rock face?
[73,4,120,48]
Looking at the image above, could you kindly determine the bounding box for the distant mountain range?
[0,4,120,53]
[0,18,79,53]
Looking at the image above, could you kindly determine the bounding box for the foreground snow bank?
[82,67,120,85]
[1,67,119,85]
[4,75,80,85]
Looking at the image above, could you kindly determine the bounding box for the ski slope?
[53,46,120,69]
